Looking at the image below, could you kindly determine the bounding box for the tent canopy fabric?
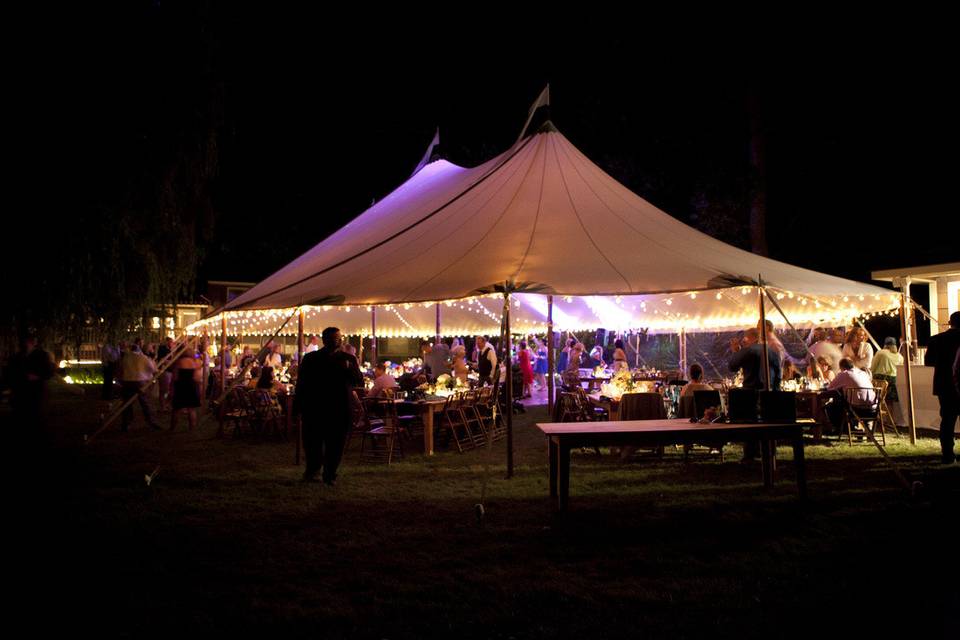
[225,122,891,314]
[195,114,898,339]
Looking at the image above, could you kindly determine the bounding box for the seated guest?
[256,366,281,394]
[680,363,713,397]
[822,357,876,430]
[808,356,836,383]
[808,328,842,373]
[239,346,255,370]
[368,364,399,398]
[246,365,262,388]
[396,368,425,393]
[781,359,802,383]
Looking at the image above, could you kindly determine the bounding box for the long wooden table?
[537,419,807,512]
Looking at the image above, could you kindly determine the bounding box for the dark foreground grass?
[9,381,959,639]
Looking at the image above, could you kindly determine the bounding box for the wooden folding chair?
[360,398,405,463]
[875,380,901,438]
[842,387,882,446]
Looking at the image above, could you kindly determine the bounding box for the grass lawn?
[9,380,959,639]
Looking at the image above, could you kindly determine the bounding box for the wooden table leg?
[423,407,434,456]
[548,437,558,499]
[760,438,773,488]
[793,434,807,499]
[558,442,571,513]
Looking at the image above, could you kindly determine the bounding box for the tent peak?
[410,127,442,177]
[537,120,559,134]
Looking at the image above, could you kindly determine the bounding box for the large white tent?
[189,112,897,339]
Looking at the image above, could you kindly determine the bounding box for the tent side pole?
[220,314,227,397]
[436,303,441,343]
[297,308,305,365]
[371,306,378,366]
[758,281,771,391]
[900,291,917,445]
[547,295,555,417]
[504,293,513,479]
[679,327,687,376]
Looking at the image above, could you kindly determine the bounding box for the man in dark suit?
[925,311,960,464]
[294,326,363,484]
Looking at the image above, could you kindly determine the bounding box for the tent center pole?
[547,295,555,417]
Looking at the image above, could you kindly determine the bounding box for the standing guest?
[557,340,575,373]
[518,341,534,398]
[473,336,498,386]
[871,336,904,425]
[729,328,782,461]
[304,335,320,354]
[119,338,160,432]
[611,339,629,372]
[197,338,210,407]
[589,343,606,368]
[808,328,843,375]
[170,342,202,431]
[451,344,469,385]
[952,347,960,396]
[424,341,451,380]
[7,335,54,430]
[100,341,120,402]
[294,327,363,485]
[924,311,960,464]
[265,343,283,370]
[367,363,399,398]
[758,319,786,363]
[728,328,782,391]
[156,338,175,412]
[239,346,255,370]
[220,345,233,369]
[842,327,874,370]
[532,337,548,390]
[561,343,584,388]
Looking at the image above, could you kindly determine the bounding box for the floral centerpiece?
[593,365,607,378]
[600,369,637,400]
[417,373,466,398]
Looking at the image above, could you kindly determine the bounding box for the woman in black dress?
[171,342,202,431]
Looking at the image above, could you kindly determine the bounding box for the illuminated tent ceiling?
[189,112,898,338]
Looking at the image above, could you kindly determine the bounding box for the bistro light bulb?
[716,293,722,300]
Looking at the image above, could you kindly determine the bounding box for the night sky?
[20,5,956,302]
